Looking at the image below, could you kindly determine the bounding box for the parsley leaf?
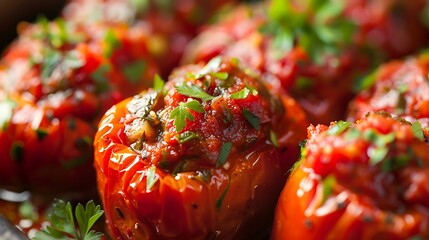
[175,84,214,102]
[170,100,205,132]
[322,175,336,205]
[217,142,232,167]
[33,199,104,240]
[177,131,200,144]
[146,165,158,191]
[412,121,425,141]
[243,108,261,130]
[327,121,351,135]
[0,99,17,130]
[230,87,250,99]
[270,130,279,148]
[153,74,165,93]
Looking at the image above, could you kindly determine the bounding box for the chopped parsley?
[230,87,250,99]
[33,199,104,240]
[169,100,205,132]
[0,99,17,130]
[177,131,200,144]
[322,175,336,204]
[217,142,232,168]
[216,179,231,210]
[153,74,165,93]
[412,121,425,141]
[35,128,49,141]
[243,108,261,130]
[270,130,279,148]
[327,121,351,135]
[146,165,158,191]
[175,84,214,102]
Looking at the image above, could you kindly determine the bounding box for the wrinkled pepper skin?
[348,52,429,127]
[272,112,429,240]
[94,57,308,239]
[182,0,429,125]
[0,18,158,194]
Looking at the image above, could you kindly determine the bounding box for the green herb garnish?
[35,128,48,141]
[33,199,104,240]
[210,72,229,80]
[327,121,351,135]
[103,29,121,57]
[153,74,165,93]
[216,179,231,210]
[412,121,425,141]
[170,100,205,132]
[322,175,336,204]
[0,99,17,130]
[230,87,250,99]
[177,131,200,144]
[243,108,261,130]
[175,84,214,102]
[217,142,232,167]
[270,130,279,148]
[146,165,158,191]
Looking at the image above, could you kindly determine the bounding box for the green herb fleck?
[230,87,250,99]
[177,131,200,144]
[412,121,424,141]
[35,128,48,141]
[354,68,379,92]
[103,29,121,57]
[175,84,214,102]
[146,165,158,191]
[170,100,205,132]
[368,146,389,166]
[0,99,17,130]
[216,180,231,210]
[327,121,351,135]
[322,175,336,204]
[217,142,232,167]
[122,60,146,83]
[210,72,229,80]
[270,130,279,148]
[153,74,165,93]
[33,199,104,240]
[243,108,261,130]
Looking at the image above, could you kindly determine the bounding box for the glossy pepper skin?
[348,51,429,127]
[94,57,308,239]
[0,18,158,194]
[272,112,429,240]
[182,0,429,125]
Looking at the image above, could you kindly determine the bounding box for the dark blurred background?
[0,0,67,52]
